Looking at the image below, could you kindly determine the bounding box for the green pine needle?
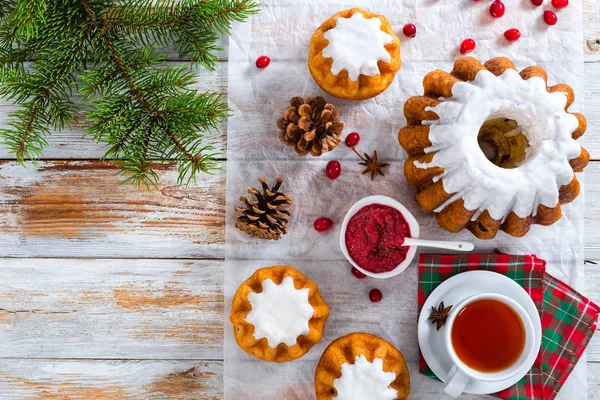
[0,0,260,188]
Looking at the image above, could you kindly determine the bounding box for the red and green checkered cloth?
[418,253,600,400]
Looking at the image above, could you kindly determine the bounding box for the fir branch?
[12,0,47,39]
[0,0,260,187]
[101,0,260,68]
[0,3,89,162]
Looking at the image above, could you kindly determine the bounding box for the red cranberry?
[531,0,543,6]
[551,0,568,8]
[489,0,506,18]
[255,55,270,69]
[369,288,383,303]
[314,217,333,232]
[402,23,417,38]
[345,132,360,147]
[460,38,476,54]
[543,10,558,25]
[351,267,367,279]
[504,28,521,42]
[326,160,341,180]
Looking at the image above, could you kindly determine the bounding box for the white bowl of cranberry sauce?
[340,195,420,279]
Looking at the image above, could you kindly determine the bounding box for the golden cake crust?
[308,8,401,100]
[230,266,329,363]
[314,332,410,400]
[398,56,588,239]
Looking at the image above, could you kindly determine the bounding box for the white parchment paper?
[224,0,587,398]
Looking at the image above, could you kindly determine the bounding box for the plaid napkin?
[417,253,600,400]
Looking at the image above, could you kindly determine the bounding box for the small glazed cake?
[230,266,329,362]
[308,8,401,100]
[315,332,410,400]
[399,56,589,239]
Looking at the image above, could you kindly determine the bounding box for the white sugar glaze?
[333,355,398,400]
[245,276,314,347]
[416,68,582,221]
[322,12,392,82]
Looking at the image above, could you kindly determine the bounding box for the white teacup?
[443,293,537,398]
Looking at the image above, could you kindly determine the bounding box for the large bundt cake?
[399,56,588,239]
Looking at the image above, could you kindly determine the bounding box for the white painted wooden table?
[0,3,598,398]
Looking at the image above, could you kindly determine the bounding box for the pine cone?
[234,177,292,240]
[277,96,343,156]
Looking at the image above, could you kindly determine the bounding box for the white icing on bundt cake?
[416,68,580,222]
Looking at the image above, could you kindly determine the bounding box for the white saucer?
[417,270,542,395]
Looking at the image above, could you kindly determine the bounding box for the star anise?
[428,301,453,331]
[352,148,390,180]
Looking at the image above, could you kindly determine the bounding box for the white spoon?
[402,237,474,252]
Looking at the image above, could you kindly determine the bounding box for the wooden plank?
[0,359,222,399]
[0,256,594,363]
[589,363,600,400]
[584,0,600,61]
[0,258,223,359]
[584,163,600,259]
[0,358,597,400]
[580,260,600,363]
[1,158,600,259]
[0,62,228,160]
[1,60,598,163]
[0,161,225,259]
[0,257,594,395]
[582,62,600,158]
[0,257,593,398]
